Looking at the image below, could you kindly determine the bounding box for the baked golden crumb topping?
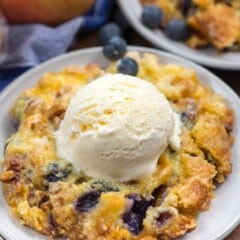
[0,52,234,240]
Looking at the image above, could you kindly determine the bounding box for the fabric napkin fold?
[0,0,114,90]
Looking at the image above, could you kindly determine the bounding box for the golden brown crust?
[188,4,240,49]
[186,34,209,48]
[192,113,233,182]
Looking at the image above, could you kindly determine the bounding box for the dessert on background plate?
[141,0,240,51]
[117,0,240,70]
[0,51,235,240]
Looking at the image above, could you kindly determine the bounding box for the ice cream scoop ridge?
[55,73,180,181]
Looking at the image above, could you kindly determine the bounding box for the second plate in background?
[118,0,240,70]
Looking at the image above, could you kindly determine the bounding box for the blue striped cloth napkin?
[0,0,114,90]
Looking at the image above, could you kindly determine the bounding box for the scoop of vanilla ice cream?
[55,73,177,181]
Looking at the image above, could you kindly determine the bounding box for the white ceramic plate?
[0,46,240,240]
[118,0,240,70]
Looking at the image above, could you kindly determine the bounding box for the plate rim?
[118,0,240,70]
[0,46,240,240]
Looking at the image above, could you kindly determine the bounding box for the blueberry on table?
[117,57,138,76]
[141,5,163,29]
[99,22,122,45]
[103,36,127,60]
[165,19,190,41]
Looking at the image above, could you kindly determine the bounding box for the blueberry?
[99,23,122,45]
[141,5,163,29]
[46,173,59,182]
[132,199,152,217]
[123,195,152,235]
[103,36,127,60]
[45,163,72,182]
[75,191,101,212]
[117,57,138,76]
[122,212,142,235]
[165,19,190,41]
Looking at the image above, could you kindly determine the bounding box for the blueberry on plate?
[103,36,127,60]
[165,19,190,41]
[99,22,122,45]
[141,5,163,29]
[117,57,138,76]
